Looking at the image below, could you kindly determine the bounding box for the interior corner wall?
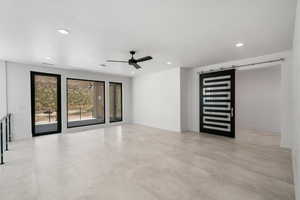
[0,60,7,118]
[132,67,181,132]
[291,0,300,199]
[6,61,132,140]
[280,55,293,149]
[180,68,189,132]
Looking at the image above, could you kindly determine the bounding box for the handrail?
[0,113,12,165]
[0,122,3,165]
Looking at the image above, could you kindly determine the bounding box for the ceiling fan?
[107,51,153,69]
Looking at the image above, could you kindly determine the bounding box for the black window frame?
[109,82,123,123]
[66,78,106,128]
[30,71,62,137]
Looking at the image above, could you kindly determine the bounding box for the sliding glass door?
[67,78,105,128]
[109,82,123,122]
[31,72,61,136]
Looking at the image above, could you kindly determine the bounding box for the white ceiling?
[0,0,297,76]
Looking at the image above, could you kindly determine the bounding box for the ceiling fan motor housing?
[129,51,137,65]
[130,51,136,56]
[129,58,137,65]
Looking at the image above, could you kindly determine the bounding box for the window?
[67,78,105,128]
[31,71,61,136]
[109,82,123,122]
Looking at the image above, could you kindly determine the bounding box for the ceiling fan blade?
[132,63,142,69]
[136,56,152,63]
[106,60,128,63]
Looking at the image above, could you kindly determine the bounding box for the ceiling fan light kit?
[107,50,153,70]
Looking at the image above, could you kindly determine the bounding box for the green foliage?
[35,80,100,114]
[68,87,93,110]
[35,83,57,112]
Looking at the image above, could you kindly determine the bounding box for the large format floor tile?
[0,124,294,200]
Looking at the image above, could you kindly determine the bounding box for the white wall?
[184,51,292,147]
[291,1,300,199]
[281,53,293,148]
[0,60,7,118]
[235,66,282,133]
[6,62,132,140]
[132,67,181,132]
[180,68,189,132]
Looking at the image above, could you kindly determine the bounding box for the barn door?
[200,69,235,138]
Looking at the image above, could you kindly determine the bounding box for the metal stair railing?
[0,113,12,165]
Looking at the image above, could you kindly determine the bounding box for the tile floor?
[0,124,294,200]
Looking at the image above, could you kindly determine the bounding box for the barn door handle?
[231,107,234,117]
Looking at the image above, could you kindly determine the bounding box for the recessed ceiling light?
[45,57,52,60]
[167,61,172,65]
[235,42,244,47]
[57,29,70,35]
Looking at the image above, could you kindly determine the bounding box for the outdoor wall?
[0,60,6,118]
[6,61,132,140]
[132,67,181,132]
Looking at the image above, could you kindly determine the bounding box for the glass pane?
[115,84,122,119]
[109,83,122,122]
[34,75,58,134]
[109,84,115,121]
[67,79,105,127]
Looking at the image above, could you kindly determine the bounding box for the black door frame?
[199,69,235,138]
[30,71,62,136]
[109,82,123,123]
[66,78,106,128]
